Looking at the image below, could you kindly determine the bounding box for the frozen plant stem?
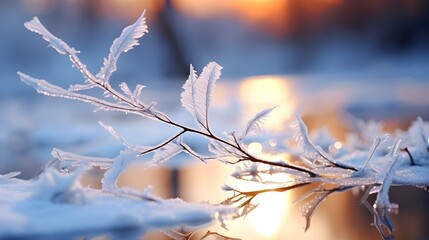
[18,9,429,240]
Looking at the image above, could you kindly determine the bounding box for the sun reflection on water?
[236,76,295,239]
[181,76,367,240]
[246,178,289,238]
[246,142,293,239]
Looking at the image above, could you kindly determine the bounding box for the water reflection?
[96,75,429,239]
[248,191,289,238]
[178,76,298,239]
[178,75,429,240]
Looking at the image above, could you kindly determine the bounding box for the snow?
[0,2,428,239]
[0,15,241,238]
[0,168,231,239]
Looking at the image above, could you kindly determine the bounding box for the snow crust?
[0,168,230,239]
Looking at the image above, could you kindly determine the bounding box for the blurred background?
[1,0,429,239]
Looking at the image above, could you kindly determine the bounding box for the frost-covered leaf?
[18,72,155,117]
[181,62,222,130]
[102,149,144,190]
[24,17,97,84]
[241,106,278,138]
[208,141,227,157]
[118,83,147,105]
[68,82,97,92]
[18,72,92,103]
[208,139,242,160]
[152,137,184,165]
[19,72,66,95]
[181,142,208,162]
[119,82,133,97]
[24,17,78,55]
[291,113,332,164]
[96,11,148,83]
[132,84,145,103]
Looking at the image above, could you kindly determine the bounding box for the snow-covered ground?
[0,168,232,239]
[1,1,429,239]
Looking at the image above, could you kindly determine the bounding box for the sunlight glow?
[334,141,342,149]
[247,180,289,238]
[90,0,164,20]
[248,142,263,155]
[237,76,295,238]
[239,76,295,132]
[171,0,287,22]
[171,0,345,34]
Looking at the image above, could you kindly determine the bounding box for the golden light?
[171,0,289,33]
[92,0,164,20]
[234,76,295,237]
[238,76,295,132]
[171,0,347,35]
[248,191,289,238]
[244,144,292,238]
[248,142,263,155]
[334,141,342,150]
